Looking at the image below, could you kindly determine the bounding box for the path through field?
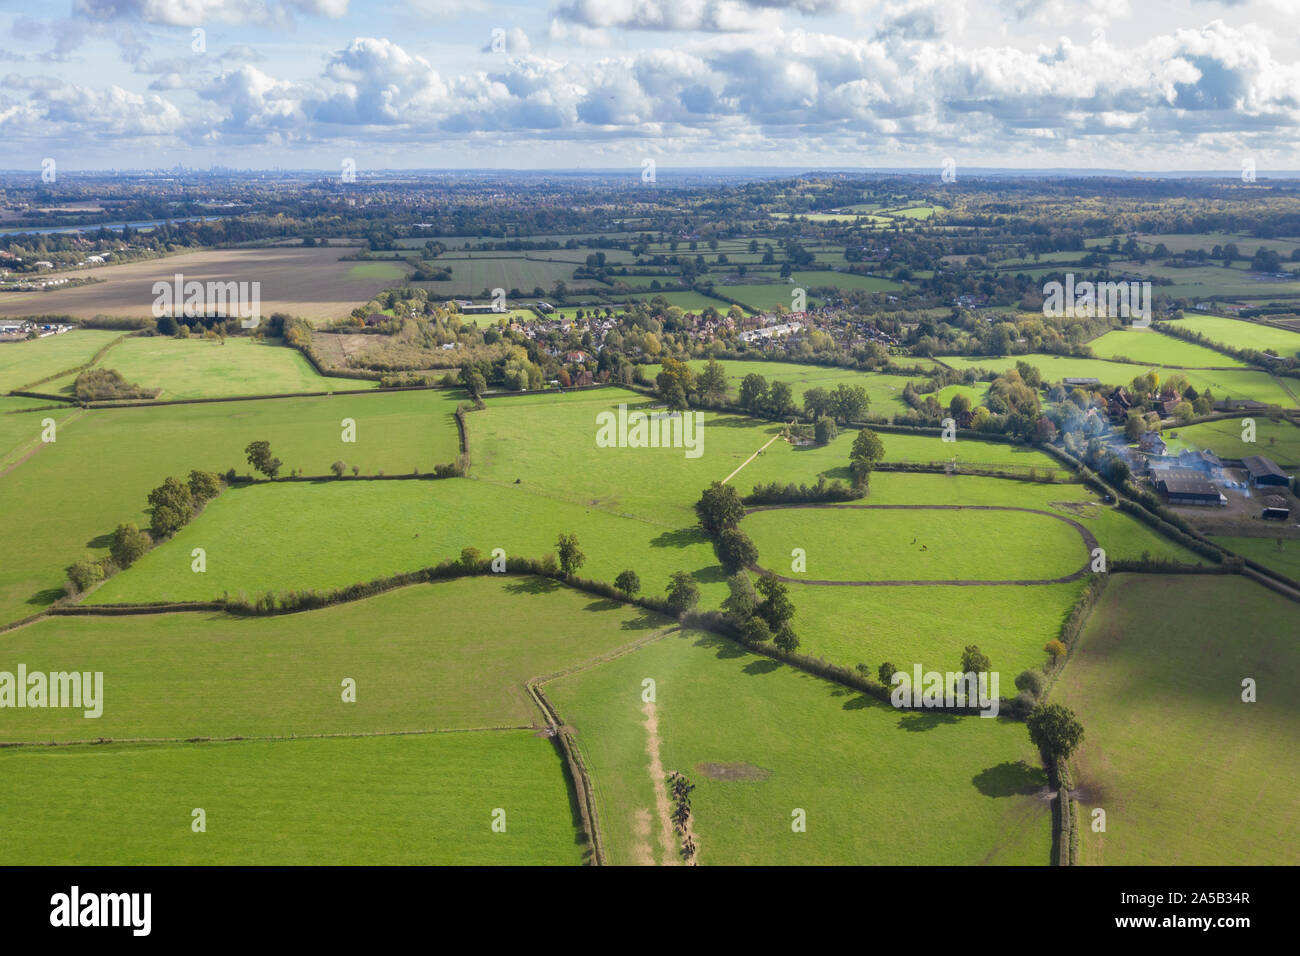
[642,700,681,865]
[721,433,782,485]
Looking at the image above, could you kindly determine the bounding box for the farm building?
[1261,495,1290,521]
[1063,377,1100,387]
[1139,431,1167,455]
[1176,449,1223,474]
[1242,455,1289,488]
[1152,474,1226,506]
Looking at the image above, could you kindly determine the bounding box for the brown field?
[0,247,404,325]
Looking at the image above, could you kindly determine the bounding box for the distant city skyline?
[3,1,1299,172]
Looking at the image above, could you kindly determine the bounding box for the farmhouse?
[1241,455,1290,488]
[1152,473,1226,506]
[1139,431,1167,455]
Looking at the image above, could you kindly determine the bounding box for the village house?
[1139,431,1168,455]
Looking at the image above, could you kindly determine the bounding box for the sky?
[1,0,1298,172]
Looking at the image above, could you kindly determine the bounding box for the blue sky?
[2,0,1298,171]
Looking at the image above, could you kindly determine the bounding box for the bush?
[188,469,222,502]
[66,556,105,593]
[331,460,347,477]
[1015,669,1045,698]
[666,571,701,615]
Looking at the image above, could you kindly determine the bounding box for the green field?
[346,261,410,281]
[0,576,669,740]
[791,270,904,293]
[0,399,78,470]
[1162,416,1300,467]
[0,733,581,865]
[0,329,124,392]
[940,354,1299,408]
[742,506,1088,582]
[546,628,1050,865]
[0,390,465,625]
[1210,536,1300,580]
[1054,574,1300,865]
[89,478,726,607]
[1087,329,1244,367]
[43,335,359,399]
[1170,315,1300,358]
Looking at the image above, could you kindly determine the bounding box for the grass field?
[0,329,124,392]
[791,270,904,293]
[1087,329,1244,367]
[415,254,604,297]
[1170,315,1300,358]
[546,628,1050,865]
[710,284,821,312]
[1,576,669,740]
[1161,416,1300,467]
[0,733,582,865]
[0,248,404,325]
[742,506,1088,582]
[939,353,1300,408]
[1054,574,1300,865]
[89,478,728,608]
[1210,536,1300,580]
[0,390,465,625]
[42,335,359,399]
[0,399,79,470]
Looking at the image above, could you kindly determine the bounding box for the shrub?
[715,527,758,573]
[188,469,222,502]
[666,571,700,615]
[66,556,105,593]
[1015,669,1045,698]
[331,460,347,477]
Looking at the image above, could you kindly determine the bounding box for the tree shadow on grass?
[709,415,776,430]
[27,586,65,607]
[691,630,748,659]
[972,760,1048,798]
[86,532,114,549]
[620,609,666,631]
[503,577,562,596]
[896,710,960,732]
[842,694,876,711]
[583,598,622,613]
[649,527,707,549]
[743,658,781,676]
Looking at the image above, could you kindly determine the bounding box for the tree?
[1015,669,1045,698]
[803,386,831,419]
[830,383,869,423]
[755,573,794,629]
[1026,703,1085,761]
[245,440,282,478]
[849,427,885,486]
[766,380,796,417]
[666,571,700,614]
[773,624,800,654]
[949,393,972,418]
[109,522,152,569]
[556,533,586,576]
[715,527,759,573]
[656,356,696,408]
[460,547,483,568]
[814,415,838,444]
[878,661,898,685]
[331,460,347,477]
[722,571,756,620]
[147,476,194,538]
[1044,639,1067,660]
[739,615,772,644]
[188,469,221,501]
[459,365,486,400]
[696,358,729,405]
[614,569,641,597]
[738,373,768,413]
[960,644,991,674]
[694,481,745,534]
